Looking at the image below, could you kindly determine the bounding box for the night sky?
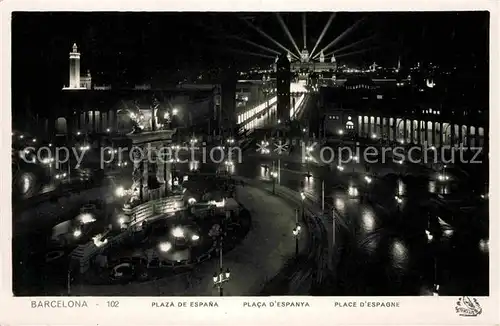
[12,11,489,95]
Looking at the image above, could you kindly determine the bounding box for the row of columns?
[75,109,120,133]
[358,116,486,148]
[51,109,121,136]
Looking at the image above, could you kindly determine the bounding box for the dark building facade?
[221,68,237,134]
[276,54,291,122]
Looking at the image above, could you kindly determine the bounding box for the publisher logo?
[455,296,482,317]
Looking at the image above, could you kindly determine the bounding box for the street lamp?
[425,230,433,242]
[213,235,230,296]
[213,268,231,296]
[292,208,301,257]
[394,195,403,212]
[364,175,372,184]
[432,284,440,296]
[348,185,359,197]
[222,159,234,175]
[271,171,278,194]
[292,223,301,257]
[73,229,82,238]
[191,234,200,242]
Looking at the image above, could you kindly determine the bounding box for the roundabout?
[83,202,252,286]
[22,173,307,296]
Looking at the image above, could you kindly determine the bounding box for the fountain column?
[126,129,177,203]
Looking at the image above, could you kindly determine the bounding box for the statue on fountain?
[130,121,143,134]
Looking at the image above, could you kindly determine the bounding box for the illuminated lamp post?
[67,267,74,296]
[305,145,313,176]
[271,170,278,194]
[292,209,301,257]
[300,191,306,219]
[213,236,230,296]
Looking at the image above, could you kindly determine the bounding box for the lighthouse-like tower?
[69,43,81,88]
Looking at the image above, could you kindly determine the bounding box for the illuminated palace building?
[274,49,337,83]
[268,49,337,123]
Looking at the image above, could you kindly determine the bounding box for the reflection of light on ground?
[397,179,405,196]
[361,209,376,233]
[479,239,489,253]
[304,176,314,191]
[189,160,199,171]
[20,173,34,195]
[22,175,31,193]
[78,213,96,224]
[390,239,409,269]
[428,181,436,193]
[437,217,454,238]
[443,229,454,237]
[429,181,450,194]
[158,248,191,262]
[226,165,235,175]
[334,197,346,214]
[441,184,450,194]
